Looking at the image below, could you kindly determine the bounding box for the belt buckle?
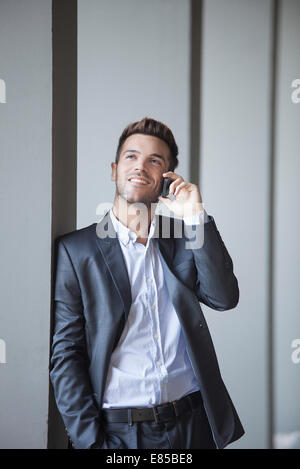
[172,400,179,418]
[152,404,161,424]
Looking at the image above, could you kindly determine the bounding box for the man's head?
[111,117,178,206]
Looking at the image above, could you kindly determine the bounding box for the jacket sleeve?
[184,215,239,311]
[50,239,103,449]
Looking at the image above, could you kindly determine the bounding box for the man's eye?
[151,159,160,164]
[126,155,135,159]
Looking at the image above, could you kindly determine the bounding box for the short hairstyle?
[115,117,178,171]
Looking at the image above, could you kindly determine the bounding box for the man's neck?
[112,196,157,246]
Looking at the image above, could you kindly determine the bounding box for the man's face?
[111,134,171,206]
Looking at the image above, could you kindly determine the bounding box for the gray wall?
[0,0,52,448]
[77,0,191,228]
[273,0,300,449]
[200,0,273,449]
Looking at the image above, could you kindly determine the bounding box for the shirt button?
[156,360,162,366]
[147,278,152,284]
[154,334,159,340]
[151,305,155,311]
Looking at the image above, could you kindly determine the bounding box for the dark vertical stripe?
[268,0,279,450]
[189,0,202,185]
[48,0,78,449]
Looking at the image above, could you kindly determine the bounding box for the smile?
[128,178,149,185]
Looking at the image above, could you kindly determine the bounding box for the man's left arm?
[183,211,239,311]
[159,171,239,312]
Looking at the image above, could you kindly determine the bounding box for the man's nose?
[134,158,147,172]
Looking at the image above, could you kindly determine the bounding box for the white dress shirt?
[102,207,208,408]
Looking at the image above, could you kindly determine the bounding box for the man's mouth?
[128,177,149,185]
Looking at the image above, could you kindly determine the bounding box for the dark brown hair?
[115,117,178,171]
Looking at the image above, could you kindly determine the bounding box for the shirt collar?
[109,208,157,247]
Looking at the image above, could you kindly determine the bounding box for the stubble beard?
[115,176,161,209]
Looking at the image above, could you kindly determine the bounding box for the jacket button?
[199,323,203,327]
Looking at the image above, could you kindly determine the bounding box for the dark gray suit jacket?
[50,210,244,449]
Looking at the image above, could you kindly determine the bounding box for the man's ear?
[111,162,117,181]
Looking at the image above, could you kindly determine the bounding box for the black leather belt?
[101,390,203,424]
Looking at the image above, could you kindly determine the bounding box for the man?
[50,117,244,449]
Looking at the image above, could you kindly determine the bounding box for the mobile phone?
[161,177,172,198]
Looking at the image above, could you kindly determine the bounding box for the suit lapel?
[155,214,174,268]
[157,237,201,334]
[95,210,132,320]
[156,216,201,329]
[94,211,176,321]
